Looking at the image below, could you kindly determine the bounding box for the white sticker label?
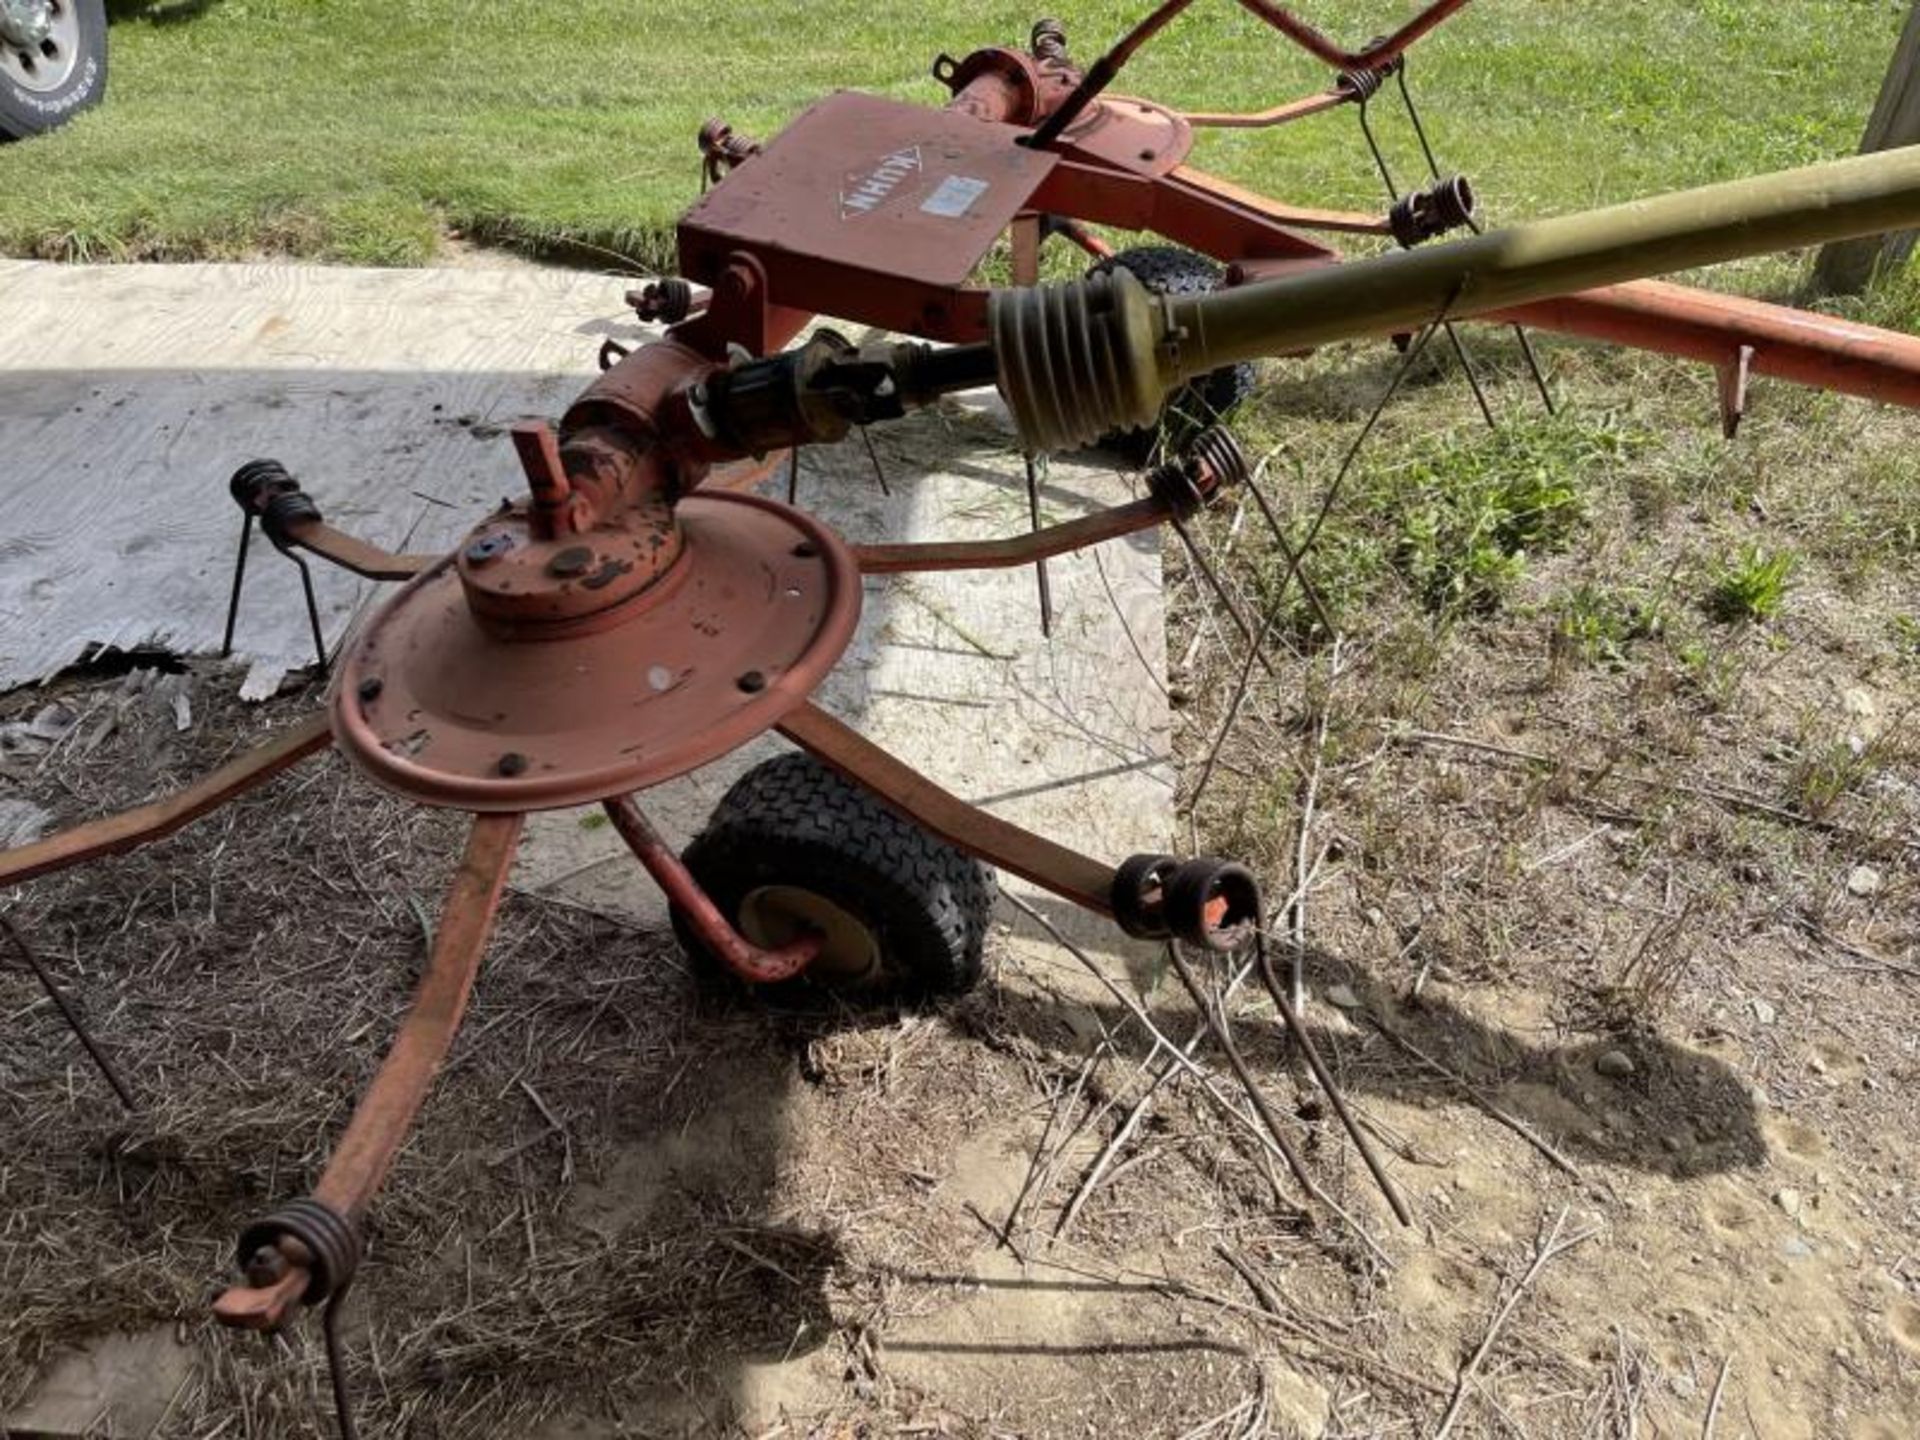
[920,175,990,219]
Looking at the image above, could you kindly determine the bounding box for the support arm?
[0,714,335,887]
[213,810,523,1331]
[778,703,1118,916]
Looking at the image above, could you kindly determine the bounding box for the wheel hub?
[739,885,881,983]
[0,1,49,46]
[0,0,77,94]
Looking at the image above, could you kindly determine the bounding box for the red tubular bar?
[778,702,1118,917]
[1495,278,1920,411]
[1183,88,1351,130]
[0,715,335,887]
[1231,0,1475,70]
[213,810,523,1331]
[602,795,821,982]
[856,496,1172,574]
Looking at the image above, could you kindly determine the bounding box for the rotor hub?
[330,492,861,811]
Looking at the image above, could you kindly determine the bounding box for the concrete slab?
[0,258,625,697]
[4,1326,194,1437]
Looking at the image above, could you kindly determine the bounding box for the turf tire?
[673,752,996,1004]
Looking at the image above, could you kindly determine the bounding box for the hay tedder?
[8,2,1920,1433]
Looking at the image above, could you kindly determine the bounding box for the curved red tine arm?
[279,516,437,581]
[0,714,335,887]
[602,796,821,983]
[1232,0,1474,71]
[1183,87,1352,130]
[1031,0,1471,149]
[777,703,1119,917]
[213,810,524,1331]
[853,495,1173,574]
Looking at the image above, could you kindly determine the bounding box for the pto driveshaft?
[988,145,1920,451]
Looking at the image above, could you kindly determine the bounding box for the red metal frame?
[10,4,1920,1399]
[667,5,1920,408]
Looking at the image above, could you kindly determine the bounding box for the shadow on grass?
[106,0,221,24]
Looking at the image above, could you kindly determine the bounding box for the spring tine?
[786,445,801,506]
[288,550,330,678]
[2,914,137,1113]
[322,1298,360,1440]
[1442,322,1498,429]
[1168,510,1275,681]
[1025,454,1054,637]
[1253,931,1412,1227]
[1396,61,1557,416]
[220,513,256,658]
[1162,941,1319,1203]
[1394,64,1442,180]
[858,426,892,497]
[1356,100,1399,199]
[1512,324,1558,414]
[1241,473,1336,640]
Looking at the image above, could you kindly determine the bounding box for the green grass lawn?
[0,0,1908,267]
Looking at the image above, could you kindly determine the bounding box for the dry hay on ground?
[3,327,1920,1438]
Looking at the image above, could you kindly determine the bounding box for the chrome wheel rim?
[0,2,80,96]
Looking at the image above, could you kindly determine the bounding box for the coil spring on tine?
[1031,17,1068,62]
[1335,40,1402,102]
[1184,426,1249,493]
[236,1196,363,1305]
[229,460,322,542]
[629,275,694,324]
[698,117,759,166]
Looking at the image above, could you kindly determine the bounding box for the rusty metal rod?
[602,795,821,983]
[854,495,1171,573]
[1252,933,1411,1226]
[0,714,335,887]
[1495,276,1920,410]
[1,913,137,1111]
[1183,87,1351,130]
[281,517,436,580]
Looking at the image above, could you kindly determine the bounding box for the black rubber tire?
[1089,246,1257,462]
[673,752,997,1004]
[0,0,107,140]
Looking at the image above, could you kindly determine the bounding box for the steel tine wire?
[1360,82,1498,428]
[220,513,255,658]
[1024,453,1056,637]
[2,913,138,1112]
[1395,62,1558,414]
[1252,929,1412,1226]
[281,546,331,678]
[1161,941,1321,1204]
[1168,510,1276,682]
[785,444,801,506]
[1241,468,1336,640]
[322,1299,359,1440]
[858,425,892,497]
[1187,311,1450,821]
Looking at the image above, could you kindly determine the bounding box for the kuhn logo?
[839,146,923,218]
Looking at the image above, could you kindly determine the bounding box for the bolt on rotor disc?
[330,492,862,811]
